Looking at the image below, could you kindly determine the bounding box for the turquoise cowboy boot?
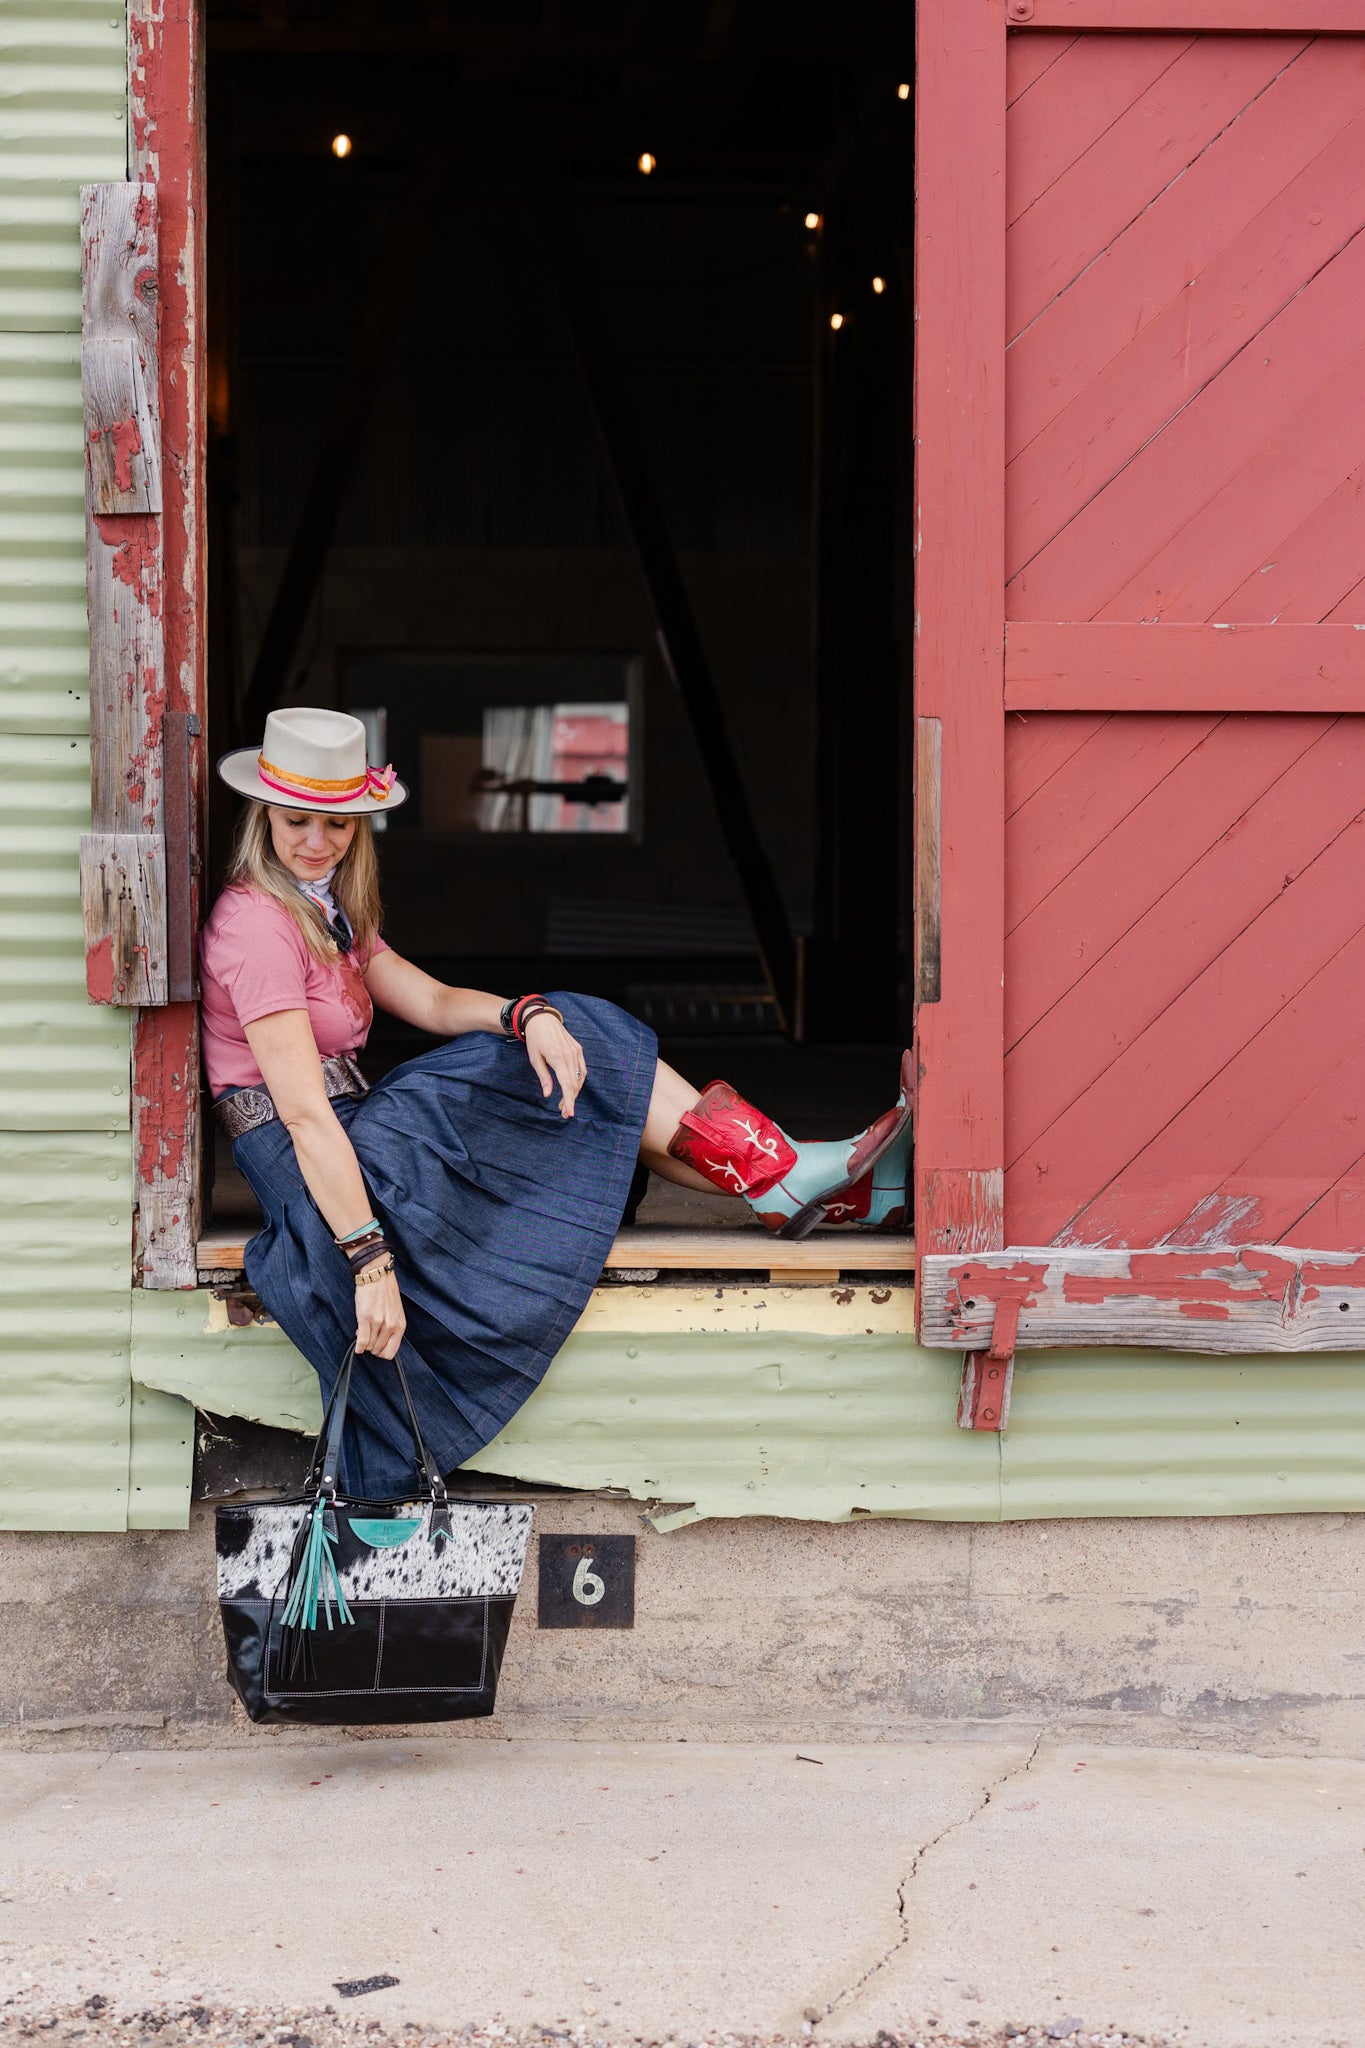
[667,1051,912,1240]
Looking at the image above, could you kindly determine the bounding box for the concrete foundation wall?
[4,1503,1362,1755]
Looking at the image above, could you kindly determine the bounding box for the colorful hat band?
[256,755,396,806]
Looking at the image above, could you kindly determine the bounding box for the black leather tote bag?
[215,1346,533,1725]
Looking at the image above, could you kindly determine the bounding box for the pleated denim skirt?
[230,993,658,1497]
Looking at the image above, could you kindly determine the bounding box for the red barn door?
[915,2,1365,1368]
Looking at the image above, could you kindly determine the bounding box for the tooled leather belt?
[214,1051,370,1141]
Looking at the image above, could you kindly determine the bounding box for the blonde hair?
[226,803,383,964]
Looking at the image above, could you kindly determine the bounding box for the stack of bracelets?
[335,1216,395,1287]
[499,993,566,1040]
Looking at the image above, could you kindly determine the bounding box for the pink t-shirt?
[199,884,390,1096]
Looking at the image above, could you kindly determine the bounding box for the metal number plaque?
[537,1533,636,1629]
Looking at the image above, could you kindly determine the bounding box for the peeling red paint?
[108,416,143,492]
[85,935,116,1005]
[93,513,162,616]
[947,1259,1047,1314]
[1061,1248,1300,1309]
[129,0,207,1287]
[133,190,154,231]
[1179,1302,1231,1321]
[134,1006,195,1184]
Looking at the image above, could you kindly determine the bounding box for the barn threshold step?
[195,1224,916,1288]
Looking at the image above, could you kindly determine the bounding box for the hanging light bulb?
[638,152,656,175]
[331,133,353,158]
[805,210,822,231]
[830,312,845,331]
[872,276,886,294]
[897,82,910,101]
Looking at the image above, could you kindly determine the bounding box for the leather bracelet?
[354,1259,395,1288]
[517,1001,564,1036]
[510,993,547,1040]
[348,1242,393,1275]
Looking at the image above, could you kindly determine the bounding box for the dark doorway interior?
[205,0,912,1231]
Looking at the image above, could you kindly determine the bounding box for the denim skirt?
[230,993,657,1498]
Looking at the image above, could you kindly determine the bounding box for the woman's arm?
[243,1008,405,1361]
[364,949,587,1118]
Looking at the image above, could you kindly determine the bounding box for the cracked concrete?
[0,1738,1361,2048]
[819,1734,1049,2024]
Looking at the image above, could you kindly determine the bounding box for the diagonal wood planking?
[998,28,1365,1259]
[1007,720,1365,1193]
[1005,35,1299,343]
[1006,37,1363,460]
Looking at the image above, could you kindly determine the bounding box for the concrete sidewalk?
[0,1737,1359,2048]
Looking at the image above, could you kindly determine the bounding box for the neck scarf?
[296,870,353,954]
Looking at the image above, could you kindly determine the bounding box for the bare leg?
[638,1058,726,1194]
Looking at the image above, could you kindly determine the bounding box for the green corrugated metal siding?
[129,1289,1365,1525]
[0,4,125,335]
[0,332,90,734]
[0,2,195,1532]
[2,732,131,1123]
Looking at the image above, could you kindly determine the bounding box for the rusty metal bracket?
[957,1292,1022,1432]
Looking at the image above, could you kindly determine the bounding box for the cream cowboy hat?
[216,707,408,816]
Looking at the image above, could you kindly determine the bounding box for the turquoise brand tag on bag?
[350,1517,424,1548]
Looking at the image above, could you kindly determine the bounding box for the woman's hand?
[355,1268,406,1360]
[525,1011,588,1118]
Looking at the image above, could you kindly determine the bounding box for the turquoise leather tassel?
[281,1500,353,1635]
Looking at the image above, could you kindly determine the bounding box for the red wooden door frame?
[128,0,207,1288]
[913,0,1365,1373]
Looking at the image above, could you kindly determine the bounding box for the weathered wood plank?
[913,716,942,1008]
[82,179,167,1022]
[1005,38,1293,345]
[78,831,168,1007]
[1005,623,1365,712]
[1006,40,1360,465]
[82,181,161,514]
[195,1225,917,1282]
[921,1243,1365,1355]
[135,1004,201,1290]
[126,0,208,1292]
[914,0,1007,1264]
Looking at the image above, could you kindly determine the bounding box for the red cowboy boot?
[668,1051,912,1239]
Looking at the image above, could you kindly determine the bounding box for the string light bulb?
[331,133,352,158]
[830,312,845,331]
[805,210,822,231]
[872,276,886,294]
[897,82,910,101]
[638,152,656,175]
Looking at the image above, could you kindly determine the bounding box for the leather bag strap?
[305,1342,447,1504]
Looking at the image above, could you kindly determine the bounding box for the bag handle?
[304,1343,448,1505]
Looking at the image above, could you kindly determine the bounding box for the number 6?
[572,1554,605,1606]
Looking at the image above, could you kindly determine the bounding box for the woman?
[202,708,911,1497]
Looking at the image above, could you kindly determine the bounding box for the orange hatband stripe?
[256,755,366,795]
